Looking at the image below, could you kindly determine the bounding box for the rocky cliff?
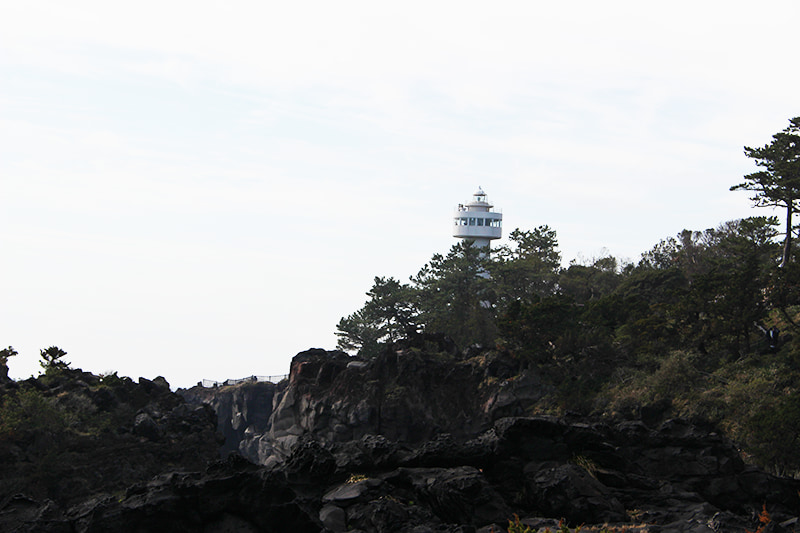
[4,349,800,532]
[181,347,548,466]
[181,377,281,457]
[12,414,800,532]
[0,366,222,531]
[170,347,800,532]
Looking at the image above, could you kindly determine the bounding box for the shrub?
[0,388,68,440]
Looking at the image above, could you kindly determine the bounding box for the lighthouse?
[453,187,502,249]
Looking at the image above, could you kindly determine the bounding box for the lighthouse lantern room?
[453,187,502,248]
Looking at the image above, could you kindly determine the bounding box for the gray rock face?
[390,466,511,526]
[527,463,626,523]
[319,504,347,532]
[182,348,547,466]
[132,412,162,441]
[181,379,281,457]
[160,349,800,532]
[9,416,800,532]
[0,361,10,383]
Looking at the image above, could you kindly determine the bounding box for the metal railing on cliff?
[198,374,289,388]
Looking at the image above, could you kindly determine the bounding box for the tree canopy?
[731,117,800,267]
[332,118,800,471]
[335,215,784,362]
[0,347,17,367]
[335,276,418,358]
[39,346,69,372]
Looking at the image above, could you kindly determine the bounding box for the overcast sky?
[2,1,798,388]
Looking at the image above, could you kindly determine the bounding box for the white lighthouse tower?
[453,187,502,249]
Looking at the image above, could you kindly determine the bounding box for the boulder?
[132,412,161,441]
[526,463,627,523]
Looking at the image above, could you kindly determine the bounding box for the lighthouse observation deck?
[453,187,502,246]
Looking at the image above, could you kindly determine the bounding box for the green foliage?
[0,346,17,366]
[0,388,68,440]
[601,350,703,416]
[501,515,646,533]
[614,217,779,361]
[99,370,127,387]
[336,308,384,358]
[506,514,534,533]
[765,263,800,318]
[39,346,70,372]
[492,226,562,303]
[685,217,778,356]
[559,255,621,304]
[571,454,600,478]
[336,276,419,357]
[498,295,577,361]
[504,226,561,268]
[334,171,800,471]
[412,241,497,348]
[745,390,800,474]
[337,227,565,355]
[731,116,800,267]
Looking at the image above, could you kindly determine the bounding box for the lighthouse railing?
[199,374,289,388]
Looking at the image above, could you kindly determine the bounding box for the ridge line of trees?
[336,216,782,361]
[334,117,800,472]
[337,117,800,364]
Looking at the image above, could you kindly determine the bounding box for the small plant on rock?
[745,504,771,533]
[507,514,533,533]
[572,454,600,479]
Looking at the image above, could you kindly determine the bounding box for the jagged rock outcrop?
[181,347,548,465]
[8,416,800,532]
[181,379,282,456]
[167,348,800,531]
[0,360,11,384]
[0,368,222,531]
[5,349,800,531]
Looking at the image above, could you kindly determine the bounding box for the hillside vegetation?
[337,117,800,475]
[0,350,220,508]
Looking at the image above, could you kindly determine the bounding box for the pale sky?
[2,1,798,388]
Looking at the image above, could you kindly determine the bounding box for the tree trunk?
[781,204,793,268]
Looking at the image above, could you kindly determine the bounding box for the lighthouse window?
[469,218,476,226]
[477,218,484,226]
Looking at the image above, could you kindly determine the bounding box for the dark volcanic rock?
[526,463,627,523]
[132,412,162,440]
[180,379,282,457]
[0,360,11,384]
[387,466,511,526]
[170,349,800,531]
[0,368,222,531]
[28,456,319,533]
[6,349,800,532]
[7,413,800,532]
[181,348,549,466]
